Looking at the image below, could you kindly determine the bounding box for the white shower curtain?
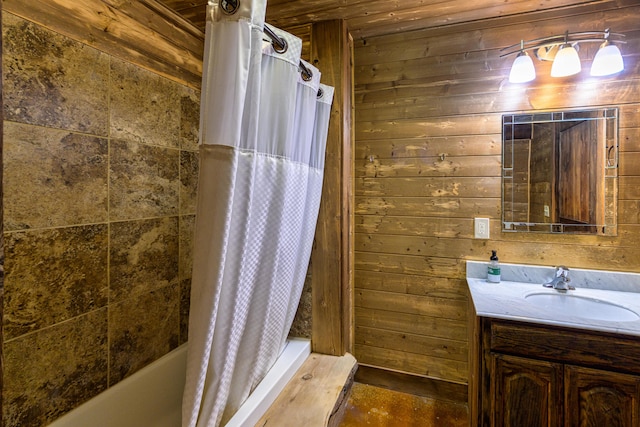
[182,0,334,426]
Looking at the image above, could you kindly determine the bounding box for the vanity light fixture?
[550,33,581,77]
[508,41,536,83]
[501,29,625,83]
[591,32,625,76]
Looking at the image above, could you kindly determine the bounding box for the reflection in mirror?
[502,108,618,235]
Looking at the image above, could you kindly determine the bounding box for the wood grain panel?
[355,307,468,341]
[564,365,640,427]
[620,176,640,199]
[355,364,468,404]
[356,115,502,141]
[620,202,640,224]
[257,352,358,427]
[355,196,501,218]
[356,216,477,239]
[356,176,500,198]
[356,289,467,321]
[621,127,640,152]
[620,152,640,175]
[310,19,354,356]
[489,319,640,373]
[355,343,468,383]
[356,156,501,178]
[160,0,635,41]
[353,4,640,390]
[355,270,469,300]
[353,4,639,58]
[620,104,640,127]
[355,234,482,259]
[355,135,501,159]
[355,78,640,120]
[356,326,468,362]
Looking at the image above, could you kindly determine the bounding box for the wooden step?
[256,352,358,427]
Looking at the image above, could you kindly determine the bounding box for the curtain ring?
[272,38,288,54]
[264,24,288,54]
[220,0,240,15]
[317,87,324,98]
[300,63,313,81]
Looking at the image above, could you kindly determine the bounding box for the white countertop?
[467,261,640,337]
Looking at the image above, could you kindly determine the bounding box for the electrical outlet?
[474,217,490,239]
[544,205,550,217]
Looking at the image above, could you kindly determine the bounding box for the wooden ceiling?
[155,0,617,40]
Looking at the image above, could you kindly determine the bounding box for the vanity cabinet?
[492,354,563,427]
[472,318,640,427]
[564,365,640,427]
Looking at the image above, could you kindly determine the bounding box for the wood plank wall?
[353,3,640,389]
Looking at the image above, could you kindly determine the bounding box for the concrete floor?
[338,383,468,427]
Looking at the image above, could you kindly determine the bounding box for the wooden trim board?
[257,352,358,427]
[355,364,469,405]
[310,19,355,357]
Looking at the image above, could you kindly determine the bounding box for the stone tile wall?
[2,13,199,426]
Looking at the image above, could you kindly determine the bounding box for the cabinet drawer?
[487,319,640,375]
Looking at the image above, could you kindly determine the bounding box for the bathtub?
[48,338,311,427]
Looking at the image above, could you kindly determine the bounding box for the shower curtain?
[182,0,334,426]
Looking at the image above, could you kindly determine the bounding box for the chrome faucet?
[543,266,574,291]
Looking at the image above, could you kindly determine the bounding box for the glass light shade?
[509,51,536,83]
[550,44,581,77]
[590,42,624,76]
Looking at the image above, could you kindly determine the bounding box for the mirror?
[502,108,618,235]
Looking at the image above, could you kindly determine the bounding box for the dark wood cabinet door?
[565,365,640,427]
[493,354,563,427]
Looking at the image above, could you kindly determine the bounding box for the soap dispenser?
[487,250,501,283]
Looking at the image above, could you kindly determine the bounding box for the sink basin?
[524,292,640,322]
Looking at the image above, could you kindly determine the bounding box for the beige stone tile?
[109,217,179,303]
[2,13,109,135]
[3,309,108,427]
[179,215,195,343]
[3,225,109,340]
[109,139,179,221]
[289,265,312,339]
[179,215,195,283]
[180,278,191,345]
[180,149,199,215]
[180,86,200,151]
[4,121,108,231]
[110,58,181,148]
[109,284,180,384]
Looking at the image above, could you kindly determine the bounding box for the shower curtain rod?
[263,24,314,82]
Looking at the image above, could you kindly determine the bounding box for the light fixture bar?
[500,30,626,58]
[503,28,626,83]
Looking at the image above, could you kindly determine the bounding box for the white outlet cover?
[474,217,490,239]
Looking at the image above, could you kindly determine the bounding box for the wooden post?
[310,20,354,356]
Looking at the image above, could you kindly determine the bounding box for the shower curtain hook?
[300,62,313,81]
[264,24,288,53]
[220,0,240,15]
